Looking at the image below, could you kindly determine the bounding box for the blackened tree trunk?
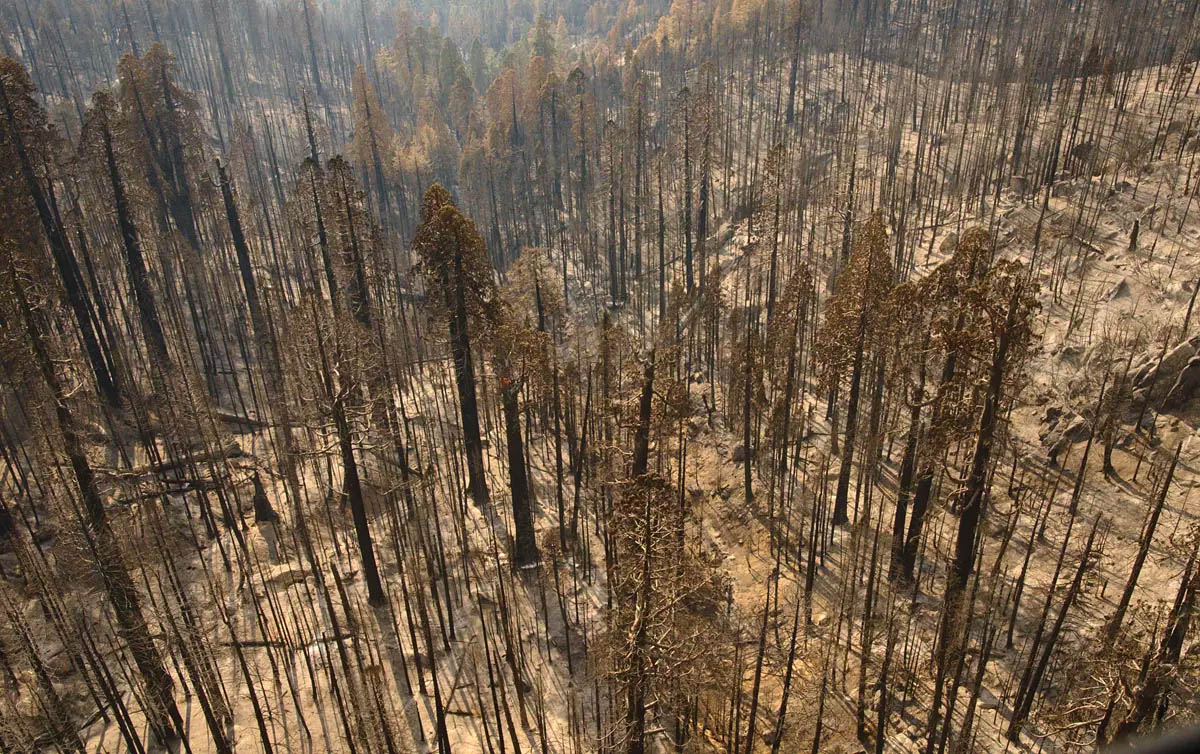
[334,160,372,325]
[502,378,539,568]
[1105,442,1181,644]
[626,488,653,754]
[97,96,171,372]
[900,325,965,583]
[451,240,490,507]
[333,399,385,604]
[682,94,694,293]
[785,13,803,125]
[657,163,666,321]
[218,160,311,554]
[301,0,324,101]
[1009,518,1100,739]
[950,291,1021,599]
[219,160,269,357]
[0,73,120,408]
[6,255,181,744]
[889,415,920,581]
[832,328,864,526]
[743,317,754,505]
[632,354,654,477]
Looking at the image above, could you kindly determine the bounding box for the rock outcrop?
[1162,354,1200,410]
[1039,406,1090,465]
[1129,335,1200,410]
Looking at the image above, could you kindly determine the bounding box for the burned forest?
[3,0,1200,751]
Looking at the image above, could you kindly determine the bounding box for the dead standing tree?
[816,212,894,527]
[0,198,183,745]
[488,300,550,569]
[0,60,120,409]
[599,472,731,754]
[413,184,495,508]
[928,251,1040,747]
[893,228,1004,584]
[283,302,387,606]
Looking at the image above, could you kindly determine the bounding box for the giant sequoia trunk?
[949,291,1020,600]
[931,291,1023,749]
[335,165,372,325]
[314,305,385,604]
[450,241,490,507]
[154,59,224,400]
[309,165,340,312]
[832,330,864,526]
[301,0,324,101]
[900,315,966,583]
[889,415,921,581]
[625,489,653,754]
[332,397,386,605]
[501,378,539,568]
[682,99,694,293]
[632,356,654,477]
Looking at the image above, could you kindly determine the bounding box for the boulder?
[1040,410,1089,464]
[46,650,75,677]
[1041,405,1064,425]
[1162,354,1200,410]
[1106,278,1131,301]
[265,563,308,588]
[979,688,1000,710]
[1131,336,1200,406]
[1052,181,1078,198]
[1055,344,1085,365]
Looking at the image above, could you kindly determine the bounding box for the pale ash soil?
[56,61,1200,753]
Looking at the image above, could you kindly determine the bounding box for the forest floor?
[43,57,1200,754]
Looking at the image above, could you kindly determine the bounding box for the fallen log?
[97,441,244,478]
[221,632,353,650]
[214,410,268,429]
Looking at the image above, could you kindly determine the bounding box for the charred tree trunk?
[1105,442,1181,644]
[502,377,539,568]
[5,255,181,744]
[832,330,864,526]
[450,236,490,507]
[98,102,171,373]
[632,354,654,477]
[950,290,1021,599]
[0,76,120,408]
